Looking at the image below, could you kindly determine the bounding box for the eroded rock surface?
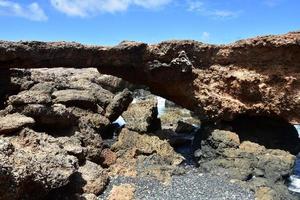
[0,32,300,123]
[0,128,78,200]
[0,113,35,134]
[198,129,297,200]
[122,98,161,133]
[0,68,135,200]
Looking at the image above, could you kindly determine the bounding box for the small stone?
[100,148,117,167]
[108,184,135,200]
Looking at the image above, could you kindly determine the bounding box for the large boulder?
[69,161,108,195]
[16,104,78,129]
[122,98,161,132]
[0,129,79,200]
[105,89,133,122]
[111,128,183,182]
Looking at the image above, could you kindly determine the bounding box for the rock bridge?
[0,31,300,123]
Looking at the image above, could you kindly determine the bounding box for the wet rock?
[70,161,108,195]
[108,184,135,200]
[122,98,161,133]
[0,129,78,200]
[105,89,133,122]
[8,90,52,105]
[0,113,35,134]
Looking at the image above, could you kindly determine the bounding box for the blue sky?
[0,0,299,45]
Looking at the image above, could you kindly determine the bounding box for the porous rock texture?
[122,97,161,133]
[0,31,300,123]
[198,129,297,200]
[0,68,134,200]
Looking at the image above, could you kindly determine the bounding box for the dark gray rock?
[105,89,133,122]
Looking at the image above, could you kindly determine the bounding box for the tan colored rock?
[112,128,183,166]
[122,98,160,132]
[0,113,35,134]
[80,193,98,200]
[108,184,135,200]
[255,187,278,200]
[111,129,183,182]
[239,141,266,155]
[0,128,79,200]
[100,148,117,167]
[1,32,299,123]
[52,89,98,110]
[209,129,240,149]
[70,161,108,195]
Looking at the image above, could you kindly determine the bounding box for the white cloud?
[263,0,283,7]
[0,0,47,21]
[187,0,241,19]
[200,31,210,41]
[50,0,172,17]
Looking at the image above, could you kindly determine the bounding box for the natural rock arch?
[0,31,299,124]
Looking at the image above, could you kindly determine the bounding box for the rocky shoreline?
[0,68,297,200]
[0,32,300,200]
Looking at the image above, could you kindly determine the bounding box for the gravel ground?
[99,167,255,200]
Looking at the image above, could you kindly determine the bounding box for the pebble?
[99,168,254,200]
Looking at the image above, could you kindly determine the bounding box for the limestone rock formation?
[69,161,108,195]
[0,31,299,123]
[122,98,161,132]
[0,128,78,200]
[0,68,137,199]
[110,128,184,182]
[0,113,35,134]
[198,129,297,200]
[108,184,135,200]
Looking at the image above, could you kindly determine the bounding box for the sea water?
[288,125,300,194]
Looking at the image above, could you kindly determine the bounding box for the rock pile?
[198,129,297,200]
[0,68,132,200]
